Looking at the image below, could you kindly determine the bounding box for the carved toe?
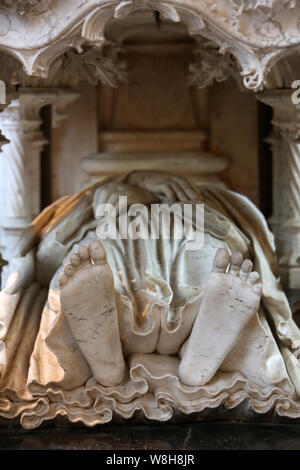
[212,248,230,273]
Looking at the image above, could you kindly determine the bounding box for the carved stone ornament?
[1,1,52,17]
[0,0,300,90]
[187,41,239,89]
[0,44,127,89]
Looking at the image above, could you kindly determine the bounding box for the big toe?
[89,240,106,264]
[213,248,230,273]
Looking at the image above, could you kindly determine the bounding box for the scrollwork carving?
[0,0,299,91]
[2,0,52,17]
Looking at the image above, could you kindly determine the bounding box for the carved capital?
[11,88,79,139]
[0,90,54,141]
[18,90,53,143]
[258,90,300,139]
[52,90,80,128]
[0,99,22,130]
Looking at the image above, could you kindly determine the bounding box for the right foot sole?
[179,248,262,387]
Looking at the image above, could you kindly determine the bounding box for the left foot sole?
[59,240,125,387]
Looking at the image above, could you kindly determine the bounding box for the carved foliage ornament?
[0,0,300,90]
[0,45,127,89]
[2,0,52,17]
[187,44,238,89]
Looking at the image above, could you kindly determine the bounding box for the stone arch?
[0,0,299,90]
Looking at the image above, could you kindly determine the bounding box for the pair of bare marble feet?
[59,242,262,388]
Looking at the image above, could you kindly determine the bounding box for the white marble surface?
[1,172,300,428]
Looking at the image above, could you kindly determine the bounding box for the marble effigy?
[1,171,300,429]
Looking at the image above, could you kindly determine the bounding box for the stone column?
[0,88,78,262]
[258,89,300,289]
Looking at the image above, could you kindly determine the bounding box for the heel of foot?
[94,361,125,387]
[179,363,212,387]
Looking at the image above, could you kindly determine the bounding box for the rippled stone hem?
[1,353,300,430]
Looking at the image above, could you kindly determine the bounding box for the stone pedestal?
[258,90,300,289]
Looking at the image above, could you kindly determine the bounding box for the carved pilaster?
[0,99,29,260]
[3,101,30,218]
[19,90,53,219]
[0,88,78,261]
[257,90,300,289]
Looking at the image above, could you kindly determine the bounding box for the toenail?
[90,240,106,260]
[231,252,243,266]
[241,259,253,272]
[78,246,90,260]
